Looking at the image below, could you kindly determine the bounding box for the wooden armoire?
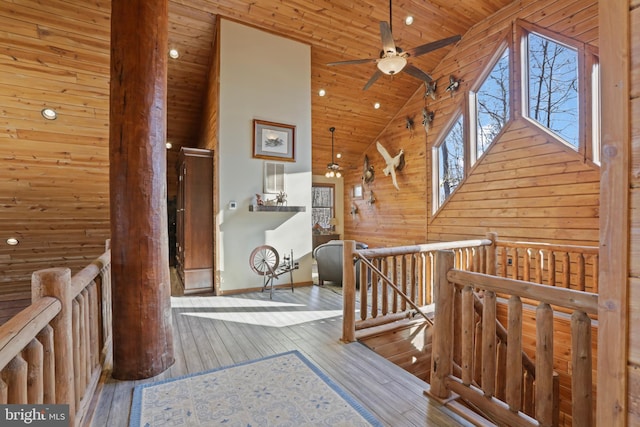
[176,147,214,294]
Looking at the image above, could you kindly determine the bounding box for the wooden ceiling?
[165,0,515,175]
[0,0,514,293]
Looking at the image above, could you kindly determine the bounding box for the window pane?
[311,186,333,207]
[312,186,334,228]
[438,116,465,207]
[527,32,579,147]
[312,208,332,228]
[476,48,510,158]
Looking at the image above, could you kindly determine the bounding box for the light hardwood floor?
[89,285,471,426]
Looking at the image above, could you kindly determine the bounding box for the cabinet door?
[183,154,213,271]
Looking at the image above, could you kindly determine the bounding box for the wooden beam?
[597,0,630,425]
[109,0,174,379]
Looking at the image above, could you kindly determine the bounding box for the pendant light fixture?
[325,127,342,178]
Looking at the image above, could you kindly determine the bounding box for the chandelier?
[325,127,342,178]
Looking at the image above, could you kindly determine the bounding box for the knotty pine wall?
[343,0,600,250]
[0,0,112,300]
[629,0,640,424]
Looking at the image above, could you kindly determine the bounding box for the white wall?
[218,20,312,292]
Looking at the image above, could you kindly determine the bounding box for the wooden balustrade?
[342,237,494,342]
[496,240,599,293]
[0,242,112,426]
[429,250,598,427]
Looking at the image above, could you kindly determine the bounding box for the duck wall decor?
[376,141,405,190]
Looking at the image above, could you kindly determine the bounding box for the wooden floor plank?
[90,285,472,427]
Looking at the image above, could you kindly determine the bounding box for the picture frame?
[352,184,363,199]
[253,119,296,162]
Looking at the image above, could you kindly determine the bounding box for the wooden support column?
[110,0,174,379]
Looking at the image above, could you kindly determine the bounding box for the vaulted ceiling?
[166,0,515,176]
[0,0,515,293]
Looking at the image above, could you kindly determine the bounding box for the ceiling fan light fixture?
[377,55,407,75]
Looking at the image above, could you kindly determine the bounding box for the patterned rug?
[130,350,382,426]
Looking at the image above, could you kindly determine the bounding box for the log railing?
[0,243,112,426]
[495,239,599,293]
[341,237,493,342]
[430,250,597,427]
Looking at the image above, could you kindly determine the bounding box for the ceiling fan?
[327,0,461,90]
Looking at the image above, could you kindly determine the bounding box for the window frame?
[516,20,599,161]
[432,109,466,214]
[311,183,335,228]
[468,37,512,166]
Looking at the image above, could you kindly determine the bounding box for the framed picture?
[352,184,363,199]
[253,119,296,162]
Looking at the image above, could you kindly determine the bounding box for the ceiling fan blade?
[363,70,383,91]
[327,58,377,66]
[405,35,462,58]
[402,64,433,82]
[379,21,396,54]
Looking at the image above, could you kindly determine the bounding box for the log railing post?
[32,267,75,423]
[2,356,27,403]
[482,290,497,398]
[342,240,357,342]
[461,285,474,386]
[571,310,593,427]
[430,250,455,399]
[24,339,43,404]
[536,303,554,426]
[506,295,523,412]
[486,232,497,276]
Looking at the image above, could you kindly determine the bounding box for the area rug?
[130,350,382,426]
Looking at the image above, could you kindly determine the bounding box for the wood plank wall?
[628,0,640,424]
[343,0,600,250]
[0,0,215,300]
[0,0,112,296]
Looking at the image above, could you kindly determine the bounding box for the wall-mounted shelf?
[249,205,306,212]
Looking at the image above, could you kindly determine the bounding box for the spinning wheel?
[249,245,298,299]
[249,245,279,276]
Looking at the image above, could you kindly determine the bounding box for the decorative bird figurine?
[376,141,405,191]
[405,116,415,138]
[446,75,461,96]
[362,154,375,185]
[424,81,437,101]
[422,108,435,133]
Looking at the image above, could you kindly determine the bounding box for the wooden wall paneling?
[0,0,111,296]
[342,0,600,257]
[597,0,630,425]
[630,2,640,425]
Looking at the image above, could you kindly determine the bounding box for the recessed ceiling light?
[318,89,326,96]
[166,142,173,149]
[169,48,180,59]
[6,237,19,246]
[336,153,342,159]
[405,16,414,25]
[41,108,57,120]
[374,102,381,109]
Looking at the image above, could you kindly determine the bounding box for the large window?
[429,23,599,217]
[433,114,465,210]
[471,45,510,163]
[311,184,334,228]
[525,32,579,148]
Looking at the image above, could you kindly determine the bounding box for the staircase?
[358,317,433,382]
